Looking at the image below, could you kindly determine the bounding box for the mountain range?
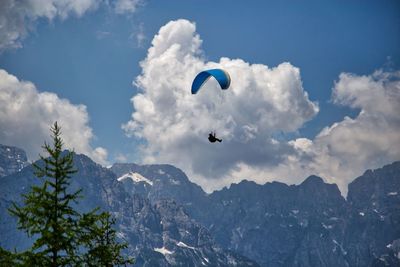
[0,144,399,266]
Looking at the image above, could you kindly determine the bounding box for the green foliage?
[8,122,79,266]
[1,122,133,266]
[0,246,17,266]
[80,212,134,266]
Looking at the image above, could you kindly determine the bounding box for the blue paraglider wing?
[191,69,231,94]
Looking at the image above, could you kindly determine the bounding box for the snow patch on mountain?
[333,239,347,255]
[322,223,333,229]
[154,246,173,255]
[117,172,153,186]
[177,241,195,250]
[170,179,181,185]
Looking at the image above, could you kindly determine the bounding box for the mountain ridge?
[1,144,399,266]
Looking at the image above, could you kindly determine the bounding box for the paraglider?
[208,132,222,143]
[191,69,231,143]
[191,69,231,94]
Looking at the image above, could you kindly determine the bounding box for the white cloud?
[91,147,109,165]
[135,22,146,48]
[210,70,400,195]
[115,153,128,162]
[0,0,101,51]
[124,19,400,195]
[0,69,109,165]
[0,0,144,52]
[207,71,400,194]
[114,0,141,14]
[289,70,400,194]
[123,19,319,191]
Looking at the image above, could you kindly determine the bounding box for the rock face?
[0,150,258,267]
[196,166,400,267]
[345,162,400,267]
[110,163,209,220]
[0,144,399,266]
[111,195,258,266]
[0,144,28,177]
[198,177,349,267]
[109,162,400,267]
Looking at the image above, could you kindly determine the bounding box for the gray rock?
[1,143,399,266]
[0,144,28,177]
[0,151,258,267]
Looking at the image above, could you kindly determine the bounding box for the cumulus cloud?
[123,19,319,191]
[0,69,108,165]
[287,70,400,194]
[124,19,400,195]
[0,0,143,52]
[0,0,100,51]
[223,70,400,195]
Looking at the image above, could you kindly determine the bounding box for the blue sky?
[0,0,399,193]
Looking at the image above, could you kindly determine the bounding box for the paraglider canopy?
[191,68,230,144]
[191,69,231,94]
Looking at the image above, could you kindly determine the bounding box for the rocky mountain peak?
[0,144,28,177]
[298,175,344,203]
[347,161,400,209]
[300,175,324,185]
[1,143,399,266]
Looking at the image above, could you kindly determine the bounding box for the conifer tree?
[80,212,134,266]
[2,122,133,266]
[8,122,81,266]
